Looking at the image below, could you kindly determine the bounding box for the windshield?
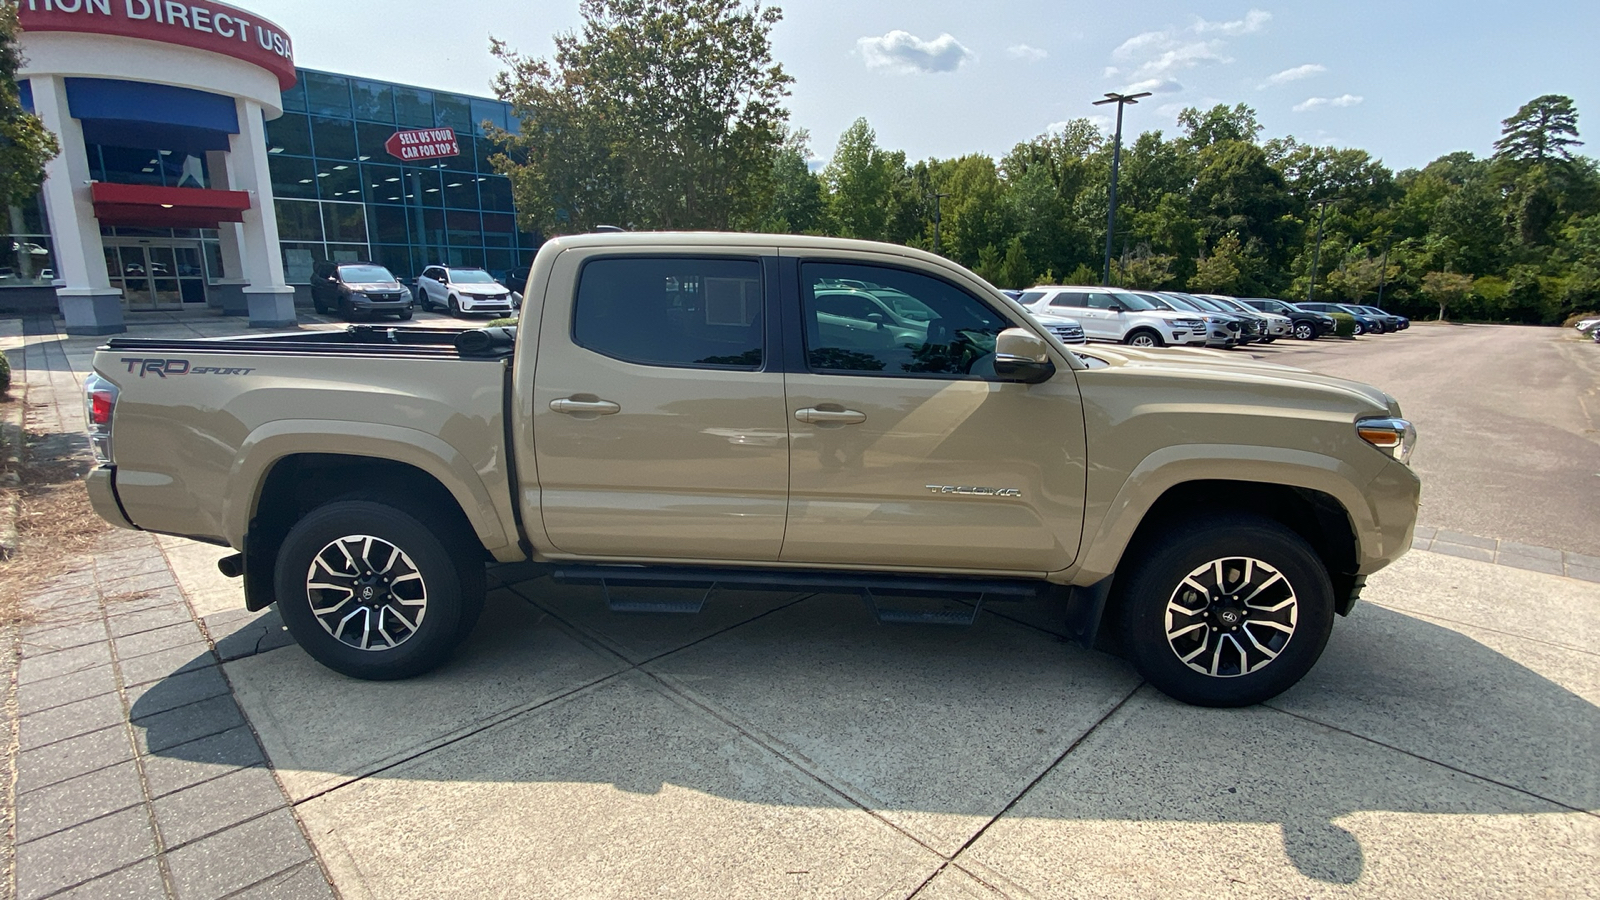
[1208,297,1249,312]
[1110,290,1158,311]
[1183,295,1230,313]
[449,269,499,284]
[1132,292,1175,310]
[338,265,395,283]
[871,289,938,321]
[1155,293,1203,312]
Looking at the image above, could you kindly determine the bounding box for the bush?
[1563,311,1600,328]
[0,349,10,396]
[484,318,518,328]
[1329,312,1357,338]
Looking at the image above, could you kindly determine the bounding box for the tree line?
[483,0,1597,325]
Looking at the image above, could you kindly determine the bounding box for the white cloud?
[1007,44,1048,62]
[1113,30,1172,60]
[1263,63,1326,87]
[1108,11,1270,86]
[1123,78,1184,94]
[1293,94,1364,112]
[857,31,976,74]
[1191,9,1271,35]
[1102,66,1121,78]
[1134,41,1229,79]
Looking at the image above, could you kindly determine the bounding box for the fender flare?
[1071,443,1377,584]
[222,420,511,554]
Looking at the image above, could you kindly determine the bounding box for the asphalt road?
[1242,323,1600,556]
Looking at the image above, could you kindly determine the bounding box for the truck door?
[531,248,790,560]
[779,257,1087,573]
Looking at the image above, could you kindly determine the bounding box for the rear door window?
[573,257,764,370]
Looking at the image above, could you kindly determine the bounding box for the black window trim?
[570,253,779,374]
[790,257,1024,382]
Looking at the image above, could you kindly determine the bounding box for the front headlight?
[1173,318,1203,328]
[1357,416,1416,465]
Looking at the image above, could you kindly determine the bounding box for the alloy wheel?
[304,534,428,651]
[1164,556,1298,677]
[1294,323,1314,340]
[1129,333,1158,348]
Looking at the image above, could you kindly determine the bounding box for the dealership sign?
[17,0,296,89]
[385,128,460,162]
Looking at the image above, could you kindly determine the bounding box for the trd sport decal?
[120,358,256,377]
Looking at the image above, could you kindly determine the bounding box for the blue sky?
[266,0,1594,172]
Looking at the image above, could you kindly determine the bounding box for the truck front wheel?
[273,499,485,680]
[1116,514,1334,707]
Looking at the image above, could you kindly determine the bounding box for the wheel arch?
[1084,479,1360,654]
[225,423,511,550]
[239,450,496,611]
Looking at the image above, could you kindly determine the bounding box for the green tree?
[1422,270,1474,320]
[490,0,792,234]
[1494,95,1582,164]
[1189,141,1293,288]
[1,5,59,207]
[995,235,1033,289]
[823,118,905,241]
[1189,232,1249,293]
[756,126,828,233]
[1177,103,1263,150]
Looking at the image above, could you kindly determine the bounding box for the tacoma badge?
[924,485,1022,497]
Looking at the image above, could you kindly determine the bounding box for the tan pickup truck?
[83,232,1420,707]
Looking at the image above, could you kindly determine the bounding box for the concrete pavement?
[3,312,1598,898]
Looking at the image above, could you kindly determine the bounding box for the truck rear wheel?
[1116,513,1334,707]
[273,499,485,680]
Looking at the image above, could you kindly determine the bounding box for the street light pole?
[1305,200,1330,304]
[932,192,950,256]
[1094,90,1151,286]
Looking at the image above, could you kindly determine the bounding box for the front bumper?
[85,466,138,530]
[349,297,413,311]
[459,295,515,314]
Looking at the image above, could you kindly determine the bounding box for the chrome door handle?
[794,407,866,425]
[550,397,621,415]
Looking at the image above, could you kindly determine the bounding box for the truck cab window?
[801,262,1008,378]
[574,257,764,369]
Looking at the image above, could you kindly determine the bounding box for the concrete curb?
[0,382,25,561]
[1412,525,1600,583]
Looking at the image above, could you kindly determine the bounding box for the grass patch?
[0,418,112,629]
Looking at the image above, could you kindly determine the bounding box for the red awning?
[90,182,252,229]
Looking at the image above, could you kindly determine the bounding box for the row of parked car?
[309,261,522,321]
[999,285,1410,349]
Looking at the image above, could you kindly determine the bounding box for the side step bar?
[550,564,1052,626]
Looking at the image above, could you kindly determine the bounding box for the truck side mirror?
[993,327,1056,384]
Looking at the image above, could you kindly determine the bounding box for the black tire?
[1123,329,1163,348]
[1115,513,1335,707]
[1352,322,1365,336]
[448,294,461,317]
[418,291,432,312]
[1293,322,1316,340]
[313,296,328,315]
[339,297,358,321]
[274,499,486,680]
[397,308,414,320]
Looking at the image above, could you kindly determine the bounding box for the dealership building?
[5,0,533,333]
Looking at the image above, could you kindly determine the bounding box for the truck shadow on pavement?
[128,585,1598,885]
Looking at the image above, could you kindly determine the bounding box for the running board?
[550,564,1049,624]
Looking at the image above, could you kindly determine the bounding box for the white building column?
[204,149,249,315]
[229,98,296,328]
[30,75,125,334]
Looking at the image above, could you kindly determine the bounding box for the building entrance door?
[103,240,208,311]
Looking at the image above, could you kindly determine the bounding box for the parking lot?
[4,316,1597,899]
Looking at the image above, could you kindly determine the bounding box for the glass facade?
[267,68,534,286]
[0,196,54,288]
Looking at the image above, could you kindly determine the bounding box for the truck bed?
[103,324,517,361]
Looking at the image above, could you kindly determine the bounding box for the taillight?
[84,373,118,465]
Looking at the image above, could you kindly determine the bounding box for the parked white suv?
[415,266,517,317]
[1016,286,1208,348]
